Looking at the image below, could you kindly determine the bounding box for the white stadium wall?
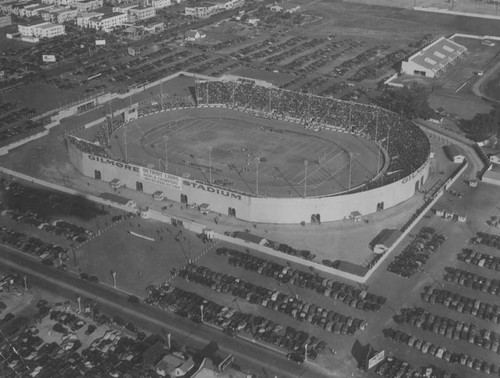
[69,143,429,224]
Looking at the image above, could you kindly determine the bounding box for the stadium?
[66,76,430,224]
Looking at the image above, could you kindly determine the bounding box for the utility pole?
[208,146,212,184]
[348,153,352,190]
[111,270,117,288]
[164,136,168,172]
[304,160,308,198]
[124,125,128,162]
[256,158,259,196]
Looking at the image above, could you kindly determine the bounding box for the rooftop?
[38,22,61,29]
[407,36,467,73]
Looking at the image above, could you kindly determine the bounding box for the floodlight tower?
[164,136,168,172]
[208,146,212,184]
[304,160,308,198]
[256,158,259,196]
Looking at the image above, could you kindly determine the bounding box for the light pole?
[208,146,212,185]
[304,160,308,198]
[111,270,117,288]
[256,158,259,196]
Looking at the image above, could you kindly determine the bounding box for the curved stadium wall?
[66,79,430,224]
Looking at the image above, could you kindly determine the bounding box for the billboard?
[42,55,56,62]
[95,39,106,46]
[140,167,182,191]
[367,350,385,370]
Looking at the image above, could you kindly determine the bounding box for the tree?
[459,107,500,142]
[375,84,434,120]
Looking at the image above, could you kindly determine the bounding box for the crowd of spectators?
[137,94,195,118]
[195,79,430,188]
[67,135,111,158]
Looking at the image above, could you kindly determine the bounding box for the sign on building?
[140,167,182,190]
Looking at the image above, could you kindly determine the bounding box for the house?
[156,354,184,377]
[172,358,195,377]
[185,29,205,41]
[75,0,104,12]
[128,6,156,21]
[185,0,243,17]
[42,7,78,23]
[142,21,164,33]
[88,12,128,31]
[112,3,138,13]
[18,21,65,38]
[145,0,171,9]
[76,11,104,27]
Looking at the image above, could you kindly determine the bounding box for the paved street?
[0,244,336,378]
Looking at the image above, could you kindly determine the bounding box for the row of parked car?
[374,355,457,378]
[0,225,68,266]
[1,209,93,244]
[177,263,366,336]
[443,267,500,296]
[394,307,500,354]
[217,247,386,312]
[458,248,500,272]
[474,232,500,250]
[145,282,330,357]
[421,286,500,324]
[383,328,499,375]
[49,310,87,334]
[387,227,446,278]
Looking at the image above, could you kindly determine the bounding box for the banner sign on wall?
[140,167,182,191]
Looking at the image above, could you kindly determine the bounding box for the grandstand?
[66,75,431,224]
[195,79,430,189]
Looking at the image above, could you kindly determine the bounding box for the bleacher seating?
[195,79,430,189]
